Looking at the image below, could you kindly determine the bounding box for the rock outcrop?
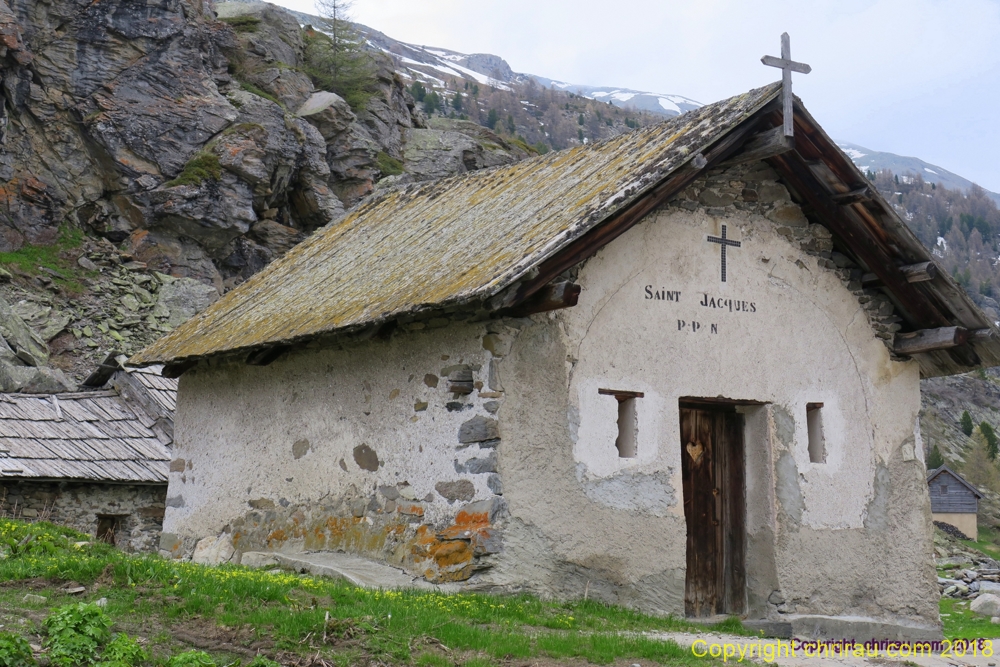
[0,0,534,381]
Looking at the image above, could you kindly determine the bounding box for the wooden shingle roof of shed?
[0,389,171,484]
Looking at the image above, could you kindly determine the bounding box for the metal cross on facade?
[761,33,811,137]
[707,225,741,283]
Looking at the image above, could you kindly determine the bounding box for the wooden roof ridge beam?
[716,125,794,167]
[894,326,969,356]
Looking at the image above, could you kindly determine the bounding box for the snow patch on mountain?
[838,141,1000,205]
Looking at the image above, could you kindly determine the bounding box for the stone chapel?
[132,82,1000,640]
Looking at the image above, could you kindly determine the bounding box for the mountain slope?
[356,24,699,117]
[839,142,1000,205]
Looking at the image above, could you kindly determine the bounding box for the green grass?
[940,597,1000,640]
[237,81,282,107]
[0,224,91,292]
[220,15,261,33]
[164,153,222,188]
[0,519,735,665]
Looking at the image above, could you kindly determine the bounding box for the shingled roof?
[131,82,1000,378]
[130,83,783,366]
[0,373,175,483]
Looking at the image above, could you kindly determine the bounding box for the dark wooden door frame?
[679,400,747,617]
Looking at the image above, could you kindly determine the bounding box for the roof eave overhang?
[763,99,1000,378]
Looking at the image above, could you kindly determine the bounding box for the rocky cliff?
[0,0,532,389]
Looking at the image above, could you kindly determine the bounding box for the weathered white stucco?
[163,163,940,639]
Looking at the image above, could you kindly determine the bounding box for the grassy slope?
[0,520,739,666]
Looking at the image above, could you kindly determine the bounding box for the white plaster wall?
[495,203,937,629]
[563,207,897,530]
[164,324,500,544]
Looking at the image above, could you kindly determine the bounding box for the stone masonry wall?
[669,161,903,350]
[0,481,166,552]
[163,321,514,583]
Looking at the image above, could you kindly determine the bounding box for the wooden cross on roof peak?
[761,33,810,138]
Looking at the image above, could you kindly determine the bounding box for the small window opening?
[96,515,122,546]
[939,484,948,494]
[599,389,644,458]
[806,402,826,463]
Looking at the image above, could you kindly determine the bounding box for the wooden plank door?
[680,405,746,617]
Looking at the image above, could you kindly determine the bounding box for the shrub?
[247,657,280,667]
[0,632,34,667]
[164,153,222,188]
[166,651,216,667]
[376,152,404,177]
[961,410,974,436]
[95,633,147,667]
[44,603,113,667]
[422,92,440,115]
[409,81,426,102]
[220,15,261,32]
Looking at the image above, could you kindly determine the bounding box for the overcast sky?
[268,0,1000,192]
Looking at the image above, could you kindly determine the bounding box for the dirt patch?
[0,577,62,590]
[171,621,274,659]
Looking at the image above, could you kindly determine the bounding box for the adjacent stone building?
[0,363,175,551]
[132,83,1000,639]
[927,466,982,540]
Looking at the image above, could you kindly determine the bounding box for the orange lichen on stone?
[266,528,287,547]
[397,503,424,517]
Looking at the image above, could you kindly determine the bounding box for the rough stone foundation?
[0,481,166,552]
[161,490,505,583]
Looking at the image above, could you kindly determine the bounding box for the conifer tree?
[961,410,974,436]
[409,81,426,102]
[926,443,944,469]
[422,92,441,115]
[306,0,376,110]
[982,422,998,459]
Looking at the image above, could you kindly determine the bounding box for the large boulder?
[0,295,48,366]
[972,593,1000,617]
[126,230,224,292]
[156,277,220,328]
[403,118,531,182]
[0,361,73,393]
[192,533,237,565]
[148,173,257,252]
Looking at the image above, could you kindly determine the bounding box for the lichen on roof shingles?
[131,83,782,366]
